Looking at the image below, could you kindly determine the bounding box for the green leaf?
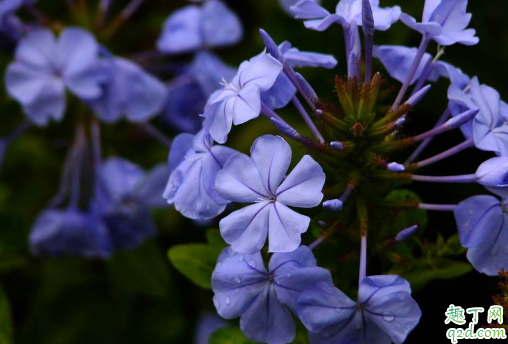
[206,229,227,253]
[0,284,12,344]
[109,241,171,297]
[209,326,257,344]
[168,243,219,289]
[403,260,472,293]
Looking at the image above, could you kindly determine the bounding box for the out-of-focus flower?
[0,0,35,23]
[215,135,325,253]
[89,57,167,123]
[93,157,169,250]
[29,208,112,258]
[5,28,107,126]
[163,52,236,133]
[157,0,242,55]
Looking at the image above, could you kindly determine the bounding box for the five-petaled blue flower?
[89,57,167,123]
[5,28,107,126]
[212,246,332,344]
[93,157,170,250]
[202,53,283,144]
[454,195,508,276]
[448,77,508,156]
[400,0,479,46]
[164,130,238,220]
[297,275,422,344]
[215,135,325,253]
[291,0,401,32]
[157,0,243,55]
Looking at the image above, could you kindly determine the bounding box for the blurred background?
[0,0,506,343]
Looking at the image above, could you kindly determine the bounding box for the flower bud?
[476,157,508,198]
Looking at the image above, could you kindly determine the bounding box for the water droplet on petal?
[249,260,256,267]
[234,288,239,294]
[334,308,342,313]
[397,294,408,302]
[234,275,242,283]
[383,314,395,322]
[225,297,231,305]
[286,273,292,278]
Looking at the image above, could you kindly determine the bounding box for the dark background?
[0,0,505,343]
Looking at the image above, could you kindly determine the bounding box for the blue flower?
[215,135,325,253]
[476,157,508,198]
[291,0,401,32]
[297,275,421,344]
[260,30,337,109]
[212,246,332,344]
[29,208,112,258]
[202,53,283,144]
[89,57,167,123]
[163,52,236,133]
[448,77,508,156]
[454,195,508,276]
[5,28,107,126]
[93,157,170,249]
[400,0,479,46]
[157,0,242,55]
[164,130,238,220]
[373,45,470,87]
[0,0,35,23]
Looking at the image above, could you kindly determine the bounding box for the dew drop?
[334,308,342,313]
[234,288,239,294]
[383,314,395,322]
[225,297,231,305]
[286,273,292,278]
[397,294,407,302]
[234,275,242,283]
[249,260,256,267]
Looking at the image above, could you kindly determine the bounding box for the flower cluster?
[164,0,508,343]
[0,0,243,256]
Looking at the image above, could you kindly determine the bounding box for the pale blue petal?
[168,133,194,171]
[261,74,296,110]
[134,164,171,208]
[250,135,292,195]
[466,211,508,276]
[157,6,202,54]
[237,53,282,91]
[212,248,268,319]
[215,152,269,202]
[454,195,502,248]
[202,0,243,48]
[219,202,271,254]
[290,0,330,19]
[240,285,296,344]
[276,155,325,208]
[297,281,357,333]
[268,202,310,252]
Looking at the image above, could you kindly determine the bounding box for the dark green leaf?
[403,260,472,293]
[168,243,219,289]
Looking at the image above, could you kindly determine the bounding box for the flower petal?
[268,202,309,252]
[276,155,325,208]
[215,152,269,202]
[219,202,271,254]
[240,285,296,344]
